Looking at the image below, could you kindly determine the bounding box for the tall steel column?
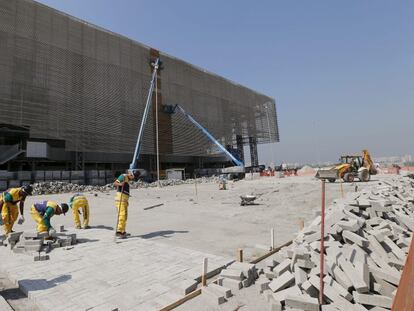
[249,136,258,167]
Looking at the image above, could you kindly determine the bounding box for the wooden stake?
[270,228,275,250]
[237,249,243,262]
[299,219,304,230]
[201,258,208,286]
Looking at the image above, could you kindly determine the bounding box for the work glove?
[17,215,25,225]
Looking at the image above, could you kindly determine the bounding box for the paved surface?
[0,176,384,310]
[15,176,349,260]
[0,228,232,311]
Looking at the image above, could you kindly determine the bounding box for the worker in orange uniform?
[69,193,90,229]
[0,185,33,234]
[30,200,68,234]
[113,170,140,239]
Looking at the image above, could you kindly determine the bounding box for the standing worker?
[69,193,90,229]
[113,170,140,239]
[30,200,68,234]
[0,185,33,234]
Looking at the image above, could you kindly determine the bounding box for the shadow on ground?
[17,274,71,294]
[90,225,114,230]
[138,230,189,239]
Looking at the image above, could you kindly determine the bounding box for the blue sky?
[36,0,414,165]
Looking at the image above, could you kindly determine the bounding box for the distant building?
[0,0,279,179]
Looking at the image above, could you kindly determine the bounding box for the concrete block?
[353,292,392,309]
[273,258,291,276]
[220,269,244,281]
[8,231,23,242]
[308,275,358,311]
[337,219,360,232]
[271,285,301,303]
[373,278,397,298]
[285,295,319,311]
[368,265,400,286]
[294,265,307,286]
[366,235,388,258]
[342,230,369,248]
[202,286,226,305]
[23,239,43,246]
[323,275,352,301]
[325,258,353,290]
[242,278,251,288]
[221,278,243,291]
[296,259,315,270]
[34,254,50,261]
[207,283,232,298]
[337,255,369,293]
[269,271,295,293]
[25,245,42,252]
[256,277,271,292]
[301,280,319,298]
[383,236,406,260]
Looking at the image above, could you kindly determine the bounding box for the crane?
[129,58,245,179]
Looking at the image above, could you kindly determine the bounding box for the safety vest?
[116,174,130,195]
[34,201,58,216]
[3,188,24,204]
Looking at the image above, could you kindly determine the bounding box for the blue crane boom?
[129,58,161,170]
[172,105,244,167]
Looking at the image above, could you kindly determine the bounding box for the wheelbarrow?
[240,195,257,206]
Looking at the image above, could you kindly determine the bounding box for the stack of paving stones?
[1,226,77,261]
[201,262,259,305]
[32,176,219,195]
[200,178,413,310]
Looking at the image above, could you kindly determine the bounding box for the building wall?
[0,0,279,160]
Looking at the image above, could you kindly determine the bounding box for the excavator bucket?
[315,169,338,180]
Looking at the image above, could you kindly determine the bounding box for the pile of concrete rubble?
[32,176,218,195]
[1,226,77,261]
[203,178,413,310]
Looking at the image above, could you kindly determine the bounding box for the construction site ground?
[0,175,387,310]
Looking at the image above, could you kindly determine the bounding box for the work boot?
[83,225,91,229]
[116,232,127,239]
[75,225,81,229]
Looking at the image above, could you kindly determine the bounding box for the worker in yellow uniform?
[69,193,90,229]
[113,170,140,239]
[0,185,33,234]
[30,200,68,233]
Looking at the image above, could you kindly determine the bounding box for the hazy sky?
[36,0,414,165]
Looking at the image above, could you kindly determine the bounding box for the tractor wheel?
[343,173,354,182]
[328,178,336,183]
[358,169,370,182]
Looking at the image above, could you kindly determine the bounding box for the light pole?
[155,71,160,187]
[264,102,275,168]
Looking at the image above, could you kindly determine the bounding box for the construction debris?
[31,176,219,195]
[199,177,413,310]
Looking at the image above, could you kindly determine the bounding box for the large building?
[0,0,279,179]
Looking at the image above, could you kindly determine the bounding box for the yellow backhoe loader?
[315,150,377,183]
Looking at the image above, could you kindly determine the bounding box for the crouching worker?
[0,185,33,234]
[69,193,90,229]
[30,201,68,234]
[113,170,140,239]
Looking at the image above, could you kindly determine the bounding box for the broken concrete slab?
[353,292,392,309]
[285,295,319,311]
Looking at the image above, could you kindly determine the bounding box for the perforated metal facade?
[0,0,279,164]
